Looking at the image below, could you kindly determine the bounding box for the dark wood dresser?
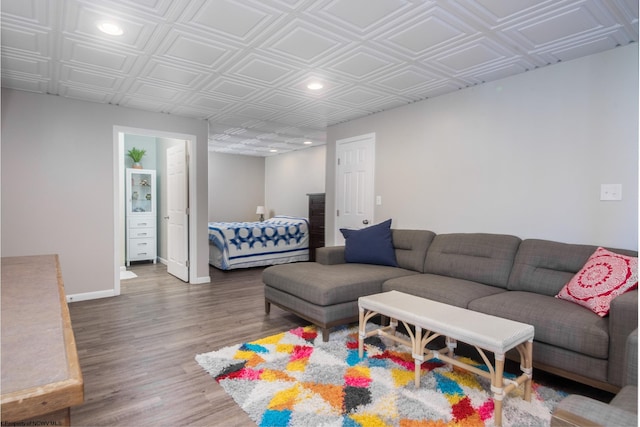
[307,193,325,261]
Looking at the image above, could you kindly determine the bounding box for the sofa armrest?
[316,246,346,265]
[551,394,637,427]
[608,290,638,387]
[610,385,638,414]
[623,329,638,386]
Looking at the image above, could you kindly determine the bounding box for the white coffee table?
[358,290,534,427]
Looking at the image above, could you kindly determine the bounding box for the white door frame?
[113,125,196,295]
[334,132,376,244]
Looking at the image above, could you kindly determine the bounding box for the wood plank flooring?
[69,263,307,426]
[68,263,613,426]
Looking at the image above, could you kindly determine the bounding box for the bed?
[208,216,309,270]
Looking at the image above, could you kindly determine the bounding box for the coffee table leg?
[413,326,423,387]
[524,340,533,401]
[493,353,505,427]
[389,317,397,336]
[358,307,365,358]
[446,336,457,358]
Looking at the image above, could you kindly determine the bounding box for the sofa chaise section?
[263,230,436,341]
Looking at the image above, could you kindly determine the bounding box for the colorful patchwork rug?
[196,324,566,426]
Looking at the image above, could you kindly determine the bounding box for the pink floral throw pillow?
[556,247,638,317]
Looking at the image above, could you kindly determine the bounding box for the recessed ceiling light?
[303,141,313,145]
[270,149,278,153]
[307,82,323,90]
[97,21,124,36]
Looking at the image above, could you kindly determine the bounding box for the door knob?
[363,219,369,225]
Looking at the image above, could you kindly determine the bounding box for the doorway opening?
[113,126,196,296]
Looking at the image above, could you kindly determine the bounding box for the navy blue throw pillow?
[340,219,398,267]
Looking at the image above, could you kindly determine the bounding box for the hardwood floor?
[68,263,613,426]
[69,263,307,426]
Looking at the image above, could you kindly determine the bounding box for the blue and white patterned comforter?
[208,216,309,270]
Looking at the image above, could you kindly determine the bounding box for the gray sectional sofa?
[262,230,637,392]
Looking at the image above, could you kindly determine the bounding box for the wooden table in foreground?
[358,290,534,427]
[1,255,84,426]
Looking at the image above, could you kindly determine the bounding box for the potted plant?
[127,147,146,169]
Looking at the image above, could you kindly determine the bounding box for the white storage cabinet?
[126,168,157,266]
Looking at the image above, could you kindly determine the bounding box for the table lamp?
[256,205,265,222]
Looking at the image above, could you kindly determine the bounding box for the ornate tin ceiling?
[1,0,637,156]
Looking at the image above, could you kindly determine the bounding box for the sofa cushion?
[468,291,609,358]
[424,233,521,288]
[262,262,418,306]
[382,274,506,308]
[556,247,638,317]
[391,229,436,273]
[264,286,359,326]
[340,219,398,267]
[508,239,639,296]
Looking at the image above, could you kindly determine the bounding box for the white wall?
[326,44,638,250]
[206,146,326,225]
[265,145,326,218]
[208,152,265,222]
[1,89,211,297]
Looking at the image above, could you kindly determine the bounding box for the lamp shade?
[256,206,265,215]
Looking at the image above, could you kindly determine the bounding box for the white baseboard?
[67,289,116,303]
[68,266,210,300]
[155,257,207,284]
[191,276,211,284]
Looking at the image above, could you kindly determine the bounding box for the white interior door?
[335,133,375,244]
[167,143,189,282]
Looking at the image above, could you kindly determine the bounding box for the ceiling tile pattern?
[1,0,637,156]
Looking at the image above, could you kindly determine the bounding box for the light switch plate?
[600,184,622,201]
[376,195,382,205]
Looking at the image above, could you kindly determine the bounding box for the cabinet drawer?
[128,217,156,228]
[129,228,155,238]
[128,238,156,259]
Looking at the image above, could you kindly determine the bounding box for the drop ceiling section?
[1,0,637,156]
